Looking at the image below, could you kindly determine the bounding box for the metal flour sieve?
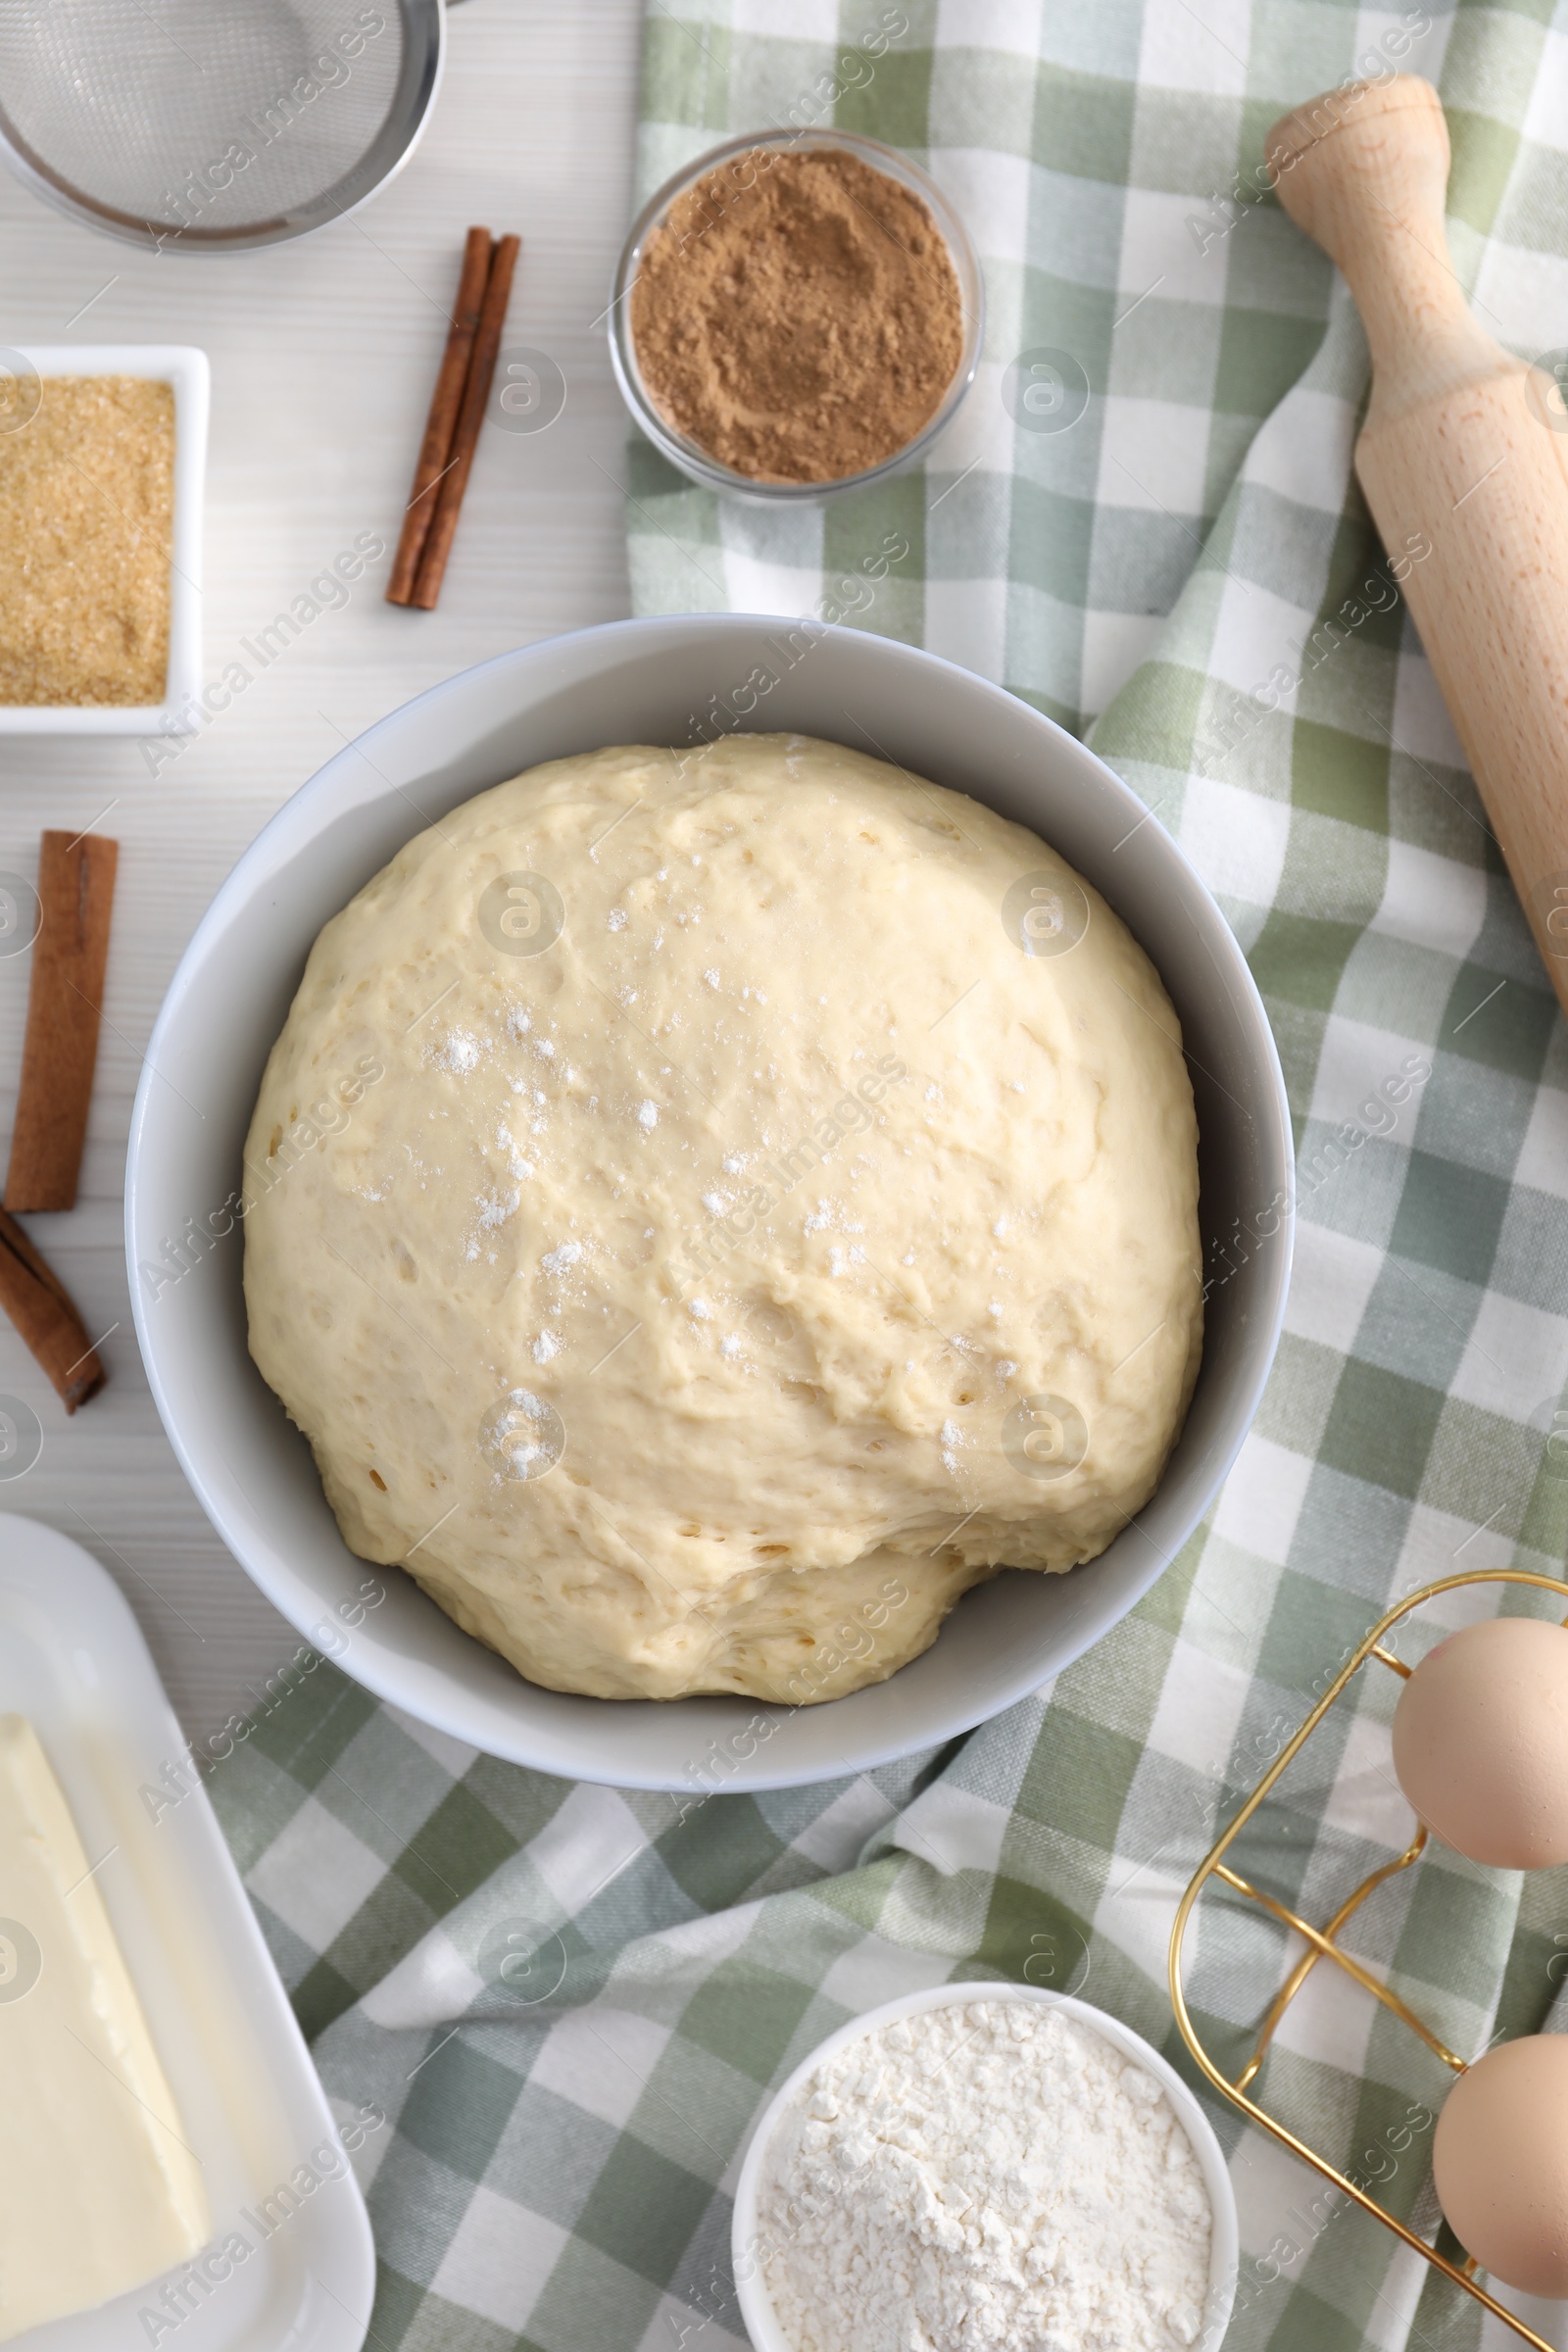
[0,0,448,252]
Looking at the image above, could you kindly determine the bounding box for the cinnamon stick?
[5,831,118,1212]
[410,232,520,611]
[386,225,494,607]
[0,1205,105,1410]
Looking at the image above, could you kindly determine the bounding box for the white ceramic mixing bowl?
[126,616,1292,1788]
[731,1980,1240,2352]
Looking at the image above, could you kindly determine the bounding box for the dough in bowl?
[242,734,1201,1701]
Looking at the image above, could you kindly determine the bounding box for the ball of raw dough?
[243,734,1201,1701]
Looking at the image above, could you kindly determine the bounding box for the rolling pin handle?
[1265,76,1494,405]
[1264,74,1568,1022]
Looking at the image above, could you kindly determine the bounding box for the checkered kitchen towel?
[203,5,1568,2348]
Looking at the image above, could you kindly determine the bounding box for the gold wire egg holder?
[1170,1567,1568,2352]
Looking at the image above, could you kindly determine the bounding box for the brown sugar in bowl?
[611,130,984,501]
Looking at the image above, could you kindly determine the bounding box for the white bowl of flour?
[733,1982,1239,2352]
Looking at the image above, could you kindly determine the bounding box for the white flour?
[756,1999,1212,2352]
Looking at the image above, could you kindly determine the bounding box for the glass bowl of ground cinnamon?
[611,130,983,501]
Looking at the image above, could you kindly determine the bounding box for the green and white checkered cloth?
[206,5,1568,2346]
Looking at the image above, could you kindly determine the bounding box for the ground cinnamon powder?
[630,146,964,485]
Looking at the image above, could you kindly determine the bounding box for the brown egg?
[1391,1617,1568,1868]
[1434,2037,1568,2295]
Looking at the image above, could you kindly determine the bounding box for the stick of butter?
[0,1713,211,2339]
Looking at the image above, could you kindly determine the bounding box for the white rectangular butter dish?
[0,1512,372,2352]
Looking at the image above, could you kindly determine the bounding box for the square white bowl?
[0,343,207,734]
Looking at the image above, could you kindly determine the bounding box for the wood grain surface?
[0,0,642,1740]
[1268,75,1568,1019]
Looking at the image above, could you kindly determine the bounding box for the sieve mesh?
[0,0,414,242]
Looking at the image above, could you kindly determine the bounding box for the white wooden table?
[0,0,643,1740]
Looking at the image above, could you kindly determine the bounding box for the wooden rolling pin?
[1266,75,1568,1018]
